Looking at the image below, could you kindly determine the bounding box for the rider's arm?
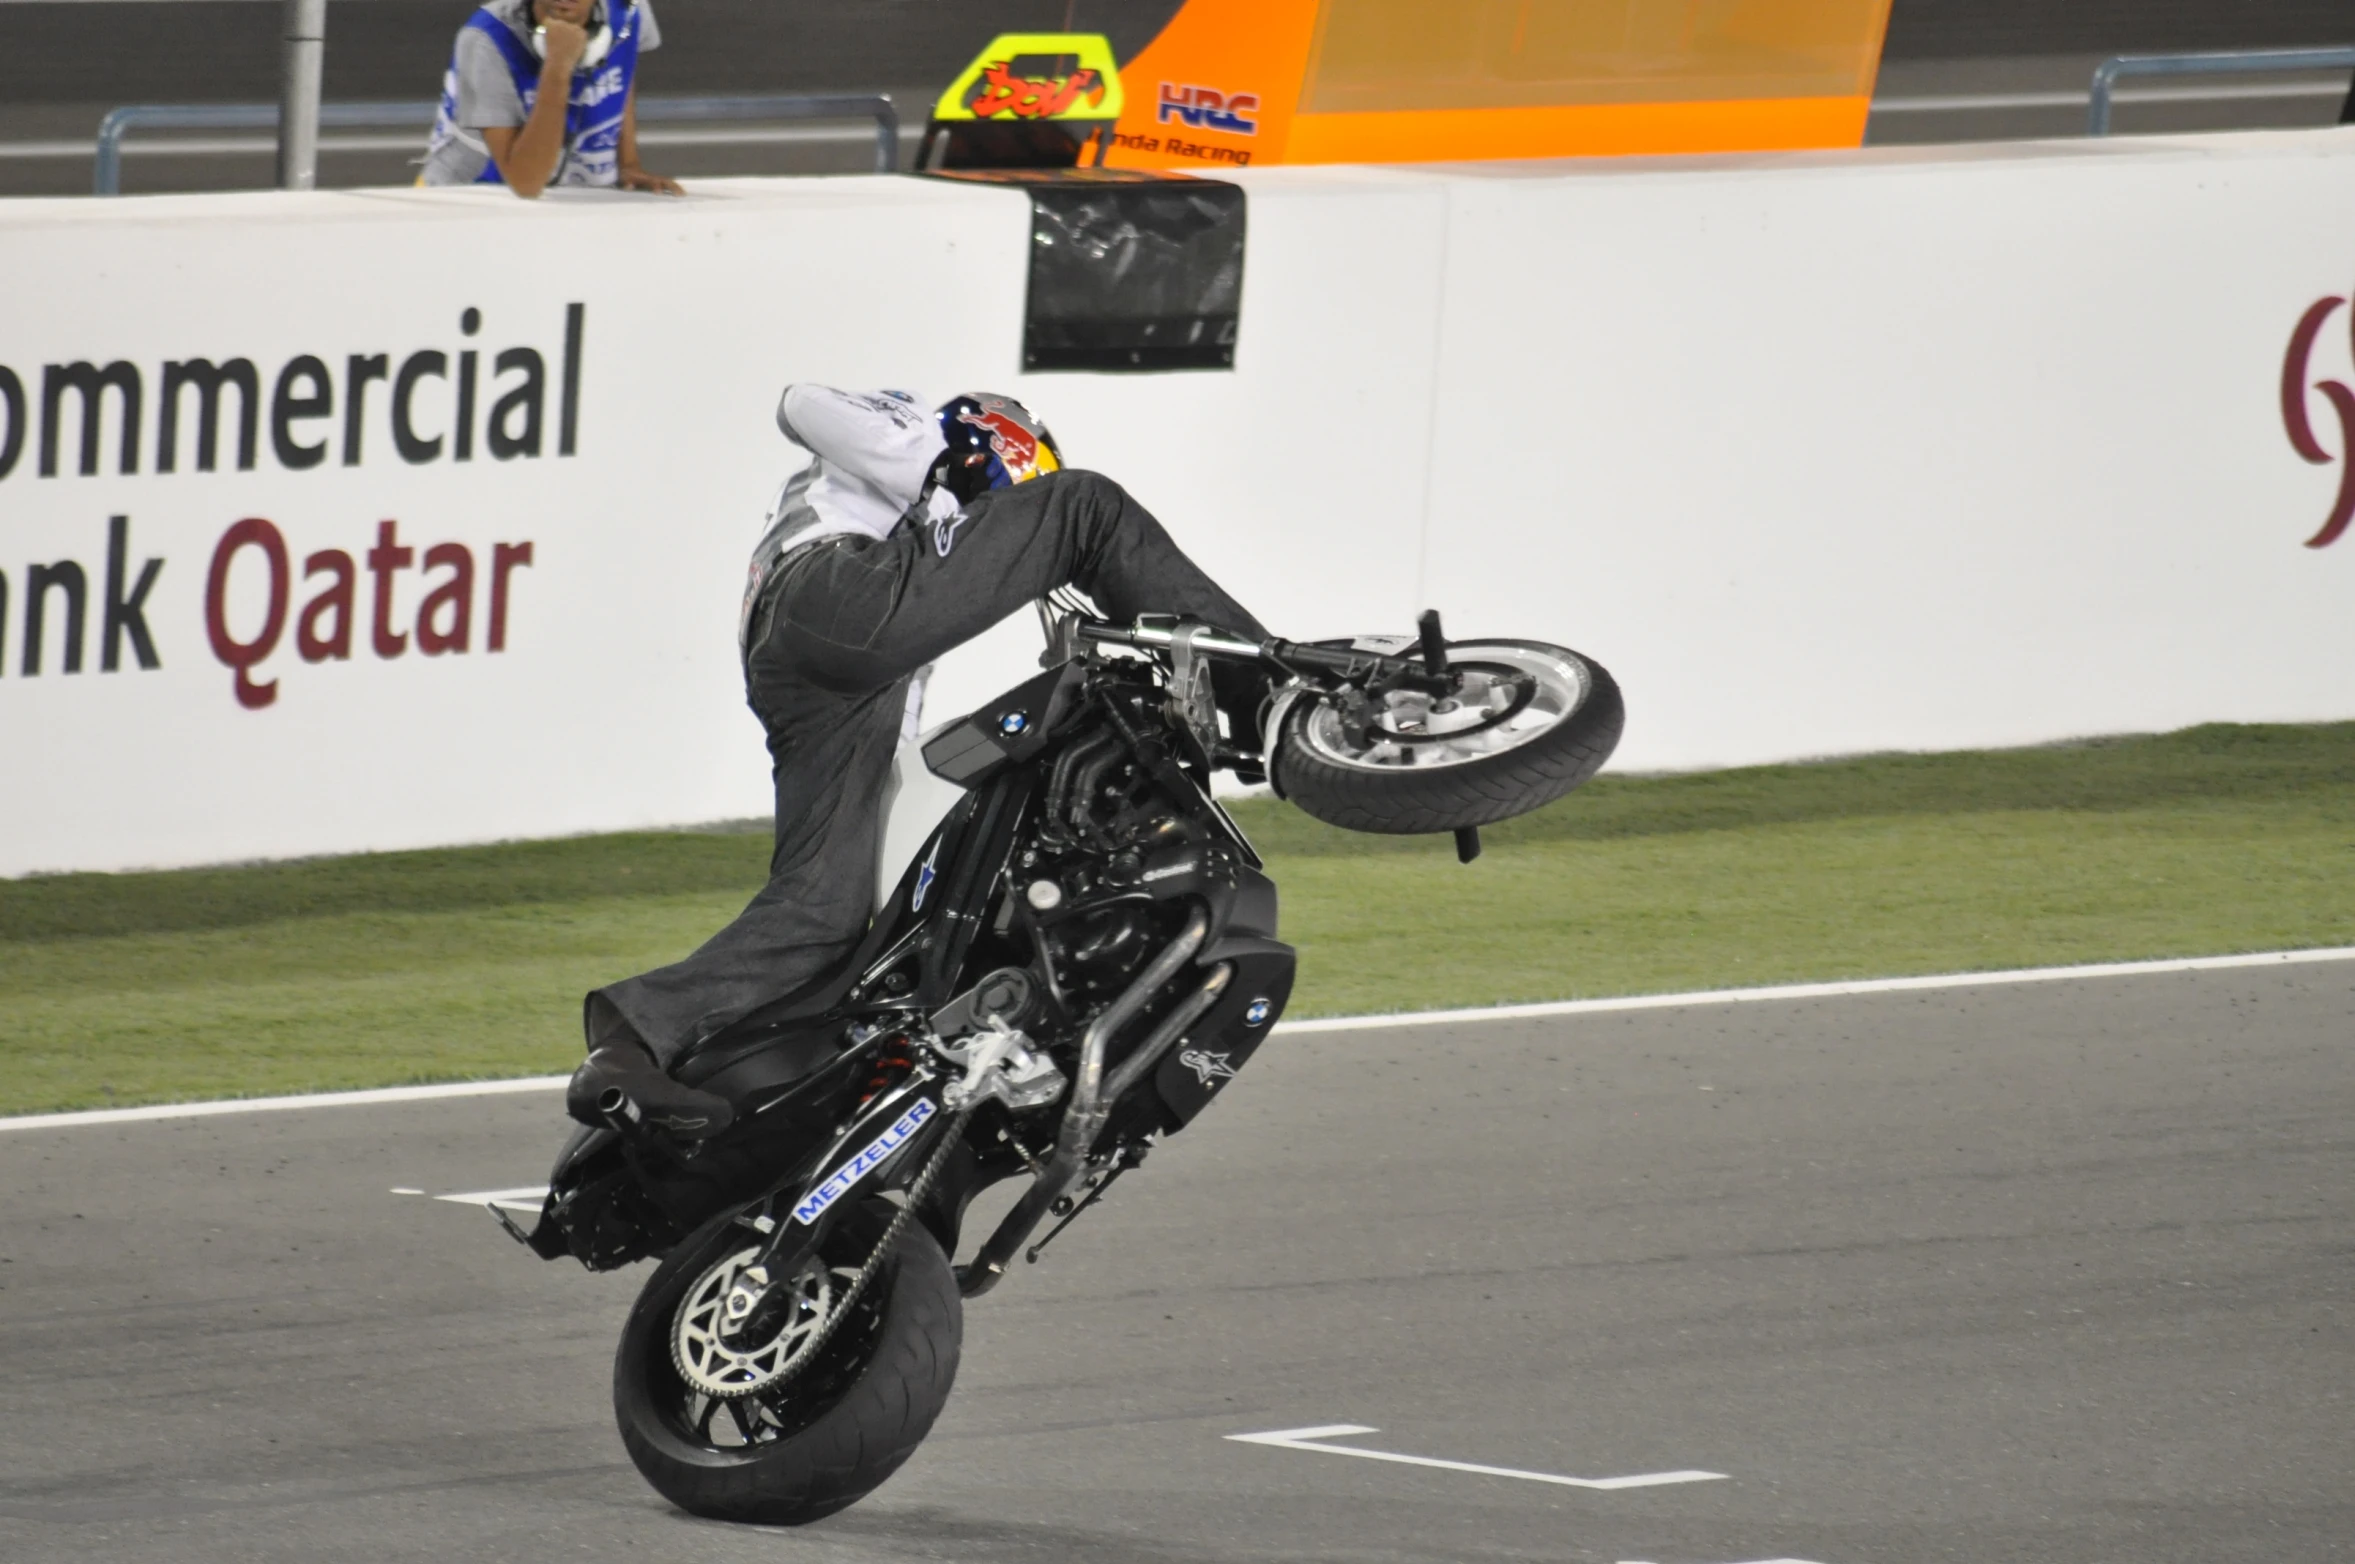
[776,385,947,509]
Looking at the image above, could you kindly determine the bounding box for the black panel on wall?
[932,170,1245,373]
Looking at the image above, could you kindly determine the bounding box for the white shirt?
[739,386,962,735]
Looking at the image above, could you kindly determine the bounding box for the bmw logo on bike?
[1244,997,1272,1027]
[998,711,1028,736]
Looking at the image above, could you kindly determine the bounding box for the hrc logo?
[1158,83,1258,136]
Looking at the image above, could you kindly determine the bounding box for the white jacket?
[739,385,965,653]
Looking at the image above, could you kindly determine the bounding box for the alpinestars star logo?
[1177,1047,1238,1088]
[912,839,941,910]
[931,508,969,558]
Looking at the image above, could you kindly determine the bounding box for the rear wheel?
[1271,641,1623,835]
[612,1197,961,1525]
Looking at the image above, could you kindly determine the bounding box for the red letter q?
[205,517,290,709]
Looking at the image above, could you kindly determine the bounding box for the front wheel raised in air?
[1271,640,1624,835]
[612,1196,961,1525]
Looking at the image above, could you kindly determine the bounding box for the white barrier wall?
[1413,138,2355,766]
[4,130,2353,876]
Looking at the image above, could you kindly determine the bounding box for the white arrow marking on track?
[432,1185,548,1211]
[1226,1425,1726,1490]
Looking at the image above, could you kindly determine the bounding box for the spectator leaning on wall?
[422,0,681,196]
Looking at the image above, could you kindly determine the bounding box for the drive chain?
[759,1102,972,1396]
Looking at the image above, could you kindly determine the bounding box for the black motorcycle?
[502,608,1622,1523]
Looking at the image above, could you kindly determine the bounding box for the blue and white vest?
[427,3,644,187]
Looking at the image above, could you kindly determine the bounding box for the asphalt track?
[3,962,2349,1564]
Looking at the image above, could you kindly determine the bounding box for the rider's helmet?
[934,392,1061,504]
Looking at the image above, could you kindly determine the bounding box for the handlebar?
[1075,616,1450,692]
[1078,617,1263,660]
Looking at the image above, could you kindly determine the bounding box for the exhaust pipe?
[1102,961,1231,1104]
[597,1086,643,1136]
[959,904,1210,1296]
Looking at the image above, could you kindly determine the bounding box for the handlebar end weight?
[1416,608,1449,676]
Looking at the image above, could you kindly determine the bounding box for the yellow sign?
[930,34,1126,125]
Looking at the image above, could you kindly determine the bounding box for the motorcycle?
[500,607,1623,1523]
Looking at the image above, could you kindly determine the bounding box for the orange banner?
[1104,0,1320,170]
[1103,0,1890,169]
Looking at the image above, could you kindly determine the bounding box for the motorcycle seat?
[670,908,905,1094]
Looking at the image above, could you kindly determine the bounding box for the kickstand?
[488,1203,534,1247]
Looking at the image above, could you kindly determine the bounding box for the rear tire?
[613,1198,961,1525]
[1272,642,1623,835]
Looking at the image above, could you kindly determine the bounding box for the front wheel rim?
[1296,644,1590,773]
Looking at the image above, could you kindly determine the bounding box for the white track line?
[4,945,2350,1134]
[1227,1424,1723,1490]
[0,1075,568,1133]
[1272,945,2355,1035]
[433,1185,551,1211]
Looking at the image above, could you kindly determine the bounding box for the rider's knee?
[1050,469,1135,523]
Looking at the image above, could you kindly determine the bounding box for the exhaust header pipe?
[959,904,1211,1296]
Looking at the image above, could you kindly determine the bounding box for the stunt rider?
[568,385,1269,1134]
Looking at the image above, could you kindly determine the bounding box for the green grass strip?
[3,722,2349,1117]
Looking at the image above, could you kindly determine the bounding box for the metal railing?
[639,94,897,173]
[93,93,899,195]
[2089,46,2355,135]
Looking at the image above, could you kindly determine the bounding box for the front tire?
[1272,641,1624,835]
[613,1197,962,1525]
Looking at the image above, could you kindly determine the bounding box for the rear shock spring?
[858,1038,916,1109]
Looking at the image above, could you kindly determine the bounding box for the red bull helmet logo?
[954,397,1061,484]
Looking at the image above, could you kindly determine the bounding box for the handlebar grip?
[1417,609,1450,676]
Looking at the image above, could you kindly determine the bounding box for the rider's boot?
[565,1039,736,1140]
